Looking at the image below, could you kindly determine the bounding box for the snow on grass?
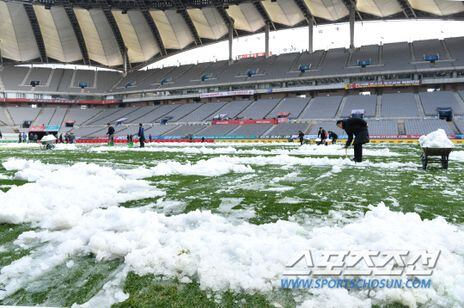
[451,151,464,162]
[0,143,41,149]
[88,153,418,178]
[0,158,463,307]
[3,198,464,307]
[73,267,129,308]
[0,142,86,151]
[0,159,165,228]
[90,144,401,157]
[151,159,253,176]
[115,159,254,178]
[168,155,419,171]
[54,144,79,151]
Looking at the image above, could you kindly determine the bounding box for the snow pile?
[419,129,454,148]
[0,159,164,228]
[1,199,463,307]
[151,159,253,176]
[115,159,254,177]
[41,135,57,142]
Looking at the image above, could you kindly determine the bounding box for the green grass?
[0,143,463,307]
[114,272,281,308]
[0,224,32,268]
[0,256,121,307]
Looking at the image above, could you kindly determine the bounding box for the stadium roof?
[1,0,464,68]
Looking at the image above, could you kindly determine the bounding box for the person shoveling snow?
[336,118,370,162]
[419,129,454,148]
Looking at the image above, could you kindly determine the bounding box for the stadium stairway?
[415,94,426,118]
[378,45,383,65]
[455,91,464,107]
[297,97,313,120]
[19,68,32,87]
[441,40,452,59]
[0,67,4,91]
[335,96,348,118]
[448,121,461,135]
[398,120,406,135]
[375,95,382,118]
[261,125,276,137]
[408,42,415,62]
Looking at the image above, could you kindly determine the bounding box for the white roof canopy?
[1,0,464,67]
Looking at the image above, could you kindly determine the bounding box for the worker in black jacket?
[336,118,369,162]
[317,127,327,145]
[107,123,115,145]
[327,131,338,144]
[137,123,145,148]
[298,130,305,145]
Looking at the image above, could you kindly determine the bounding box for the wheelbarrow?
[41,135,57,150]
[420,147,453,170]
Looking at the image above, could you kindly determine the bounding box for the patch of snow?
[0,159,164,227]
[54,144,79,151]
[182,155,418,170]
[450,151,464,162]
[151,159,254,177]
[90,144,401,158]
[0,143,41,149]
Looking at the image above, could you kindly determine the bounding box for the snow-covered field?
[0,142,463,307]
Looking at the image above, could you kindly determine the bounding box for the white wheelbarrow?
[41,135,57,150]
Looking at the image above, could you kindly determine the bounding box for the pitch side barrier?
[0,98,121,105]
[75,138,215,144]
[65,134,464,144]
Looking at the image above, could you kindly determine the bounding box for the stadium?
[1,0,464,306]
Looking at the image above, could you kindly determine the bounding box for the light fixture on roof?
[39,0,54,9]
[122,9,128,14]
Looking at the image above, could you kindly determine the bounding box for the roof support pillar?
[349,2,355,50]
[123,48,128,77]
[308,18,314,53]
[265,22,270,58]
[228,22,233,63]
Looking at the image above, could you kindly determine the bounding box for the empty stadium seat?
[404,119,453,135]
[419,91,464,116]
[341,95,376,118]
[381,93,419,117]
[299,96,342,119]
[264,123,310,138]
